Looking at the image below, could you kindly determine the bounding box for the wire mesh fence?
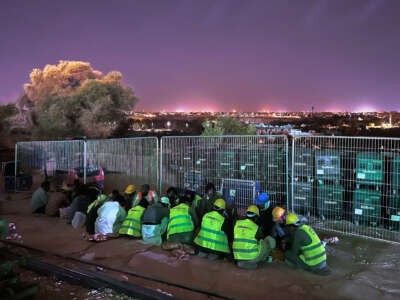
[160,135,289,215]
[14,137,159,193]
[291,136,400,243]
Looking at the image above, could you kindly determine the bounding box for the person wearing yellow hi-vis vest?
[284,213,330,276]
[119,198,149,237]
[233,205,276,269]
[194,199,231,260]
[166,197,197,244]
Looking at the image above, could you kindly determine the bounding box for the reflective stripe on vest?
[233,219,261,260]
[167,203,194,238]
[299,224,326,267]
[119,205,145,237]
[194,211,230,253]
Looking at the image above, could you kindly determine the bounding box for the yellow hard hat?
[60,184,69,191]
[286,213,300,226]
[214,198,226,210]
[125,185,136,194]
[272,207,286,222]
[246,205,260,216]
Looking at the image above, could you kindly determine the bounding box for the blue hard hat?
[256,193,270,205]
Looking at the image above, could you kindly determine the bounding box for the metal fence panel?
[160,135,288,214]
[86,137,159,193]
[15,140,85,191]
[292,136,400,243]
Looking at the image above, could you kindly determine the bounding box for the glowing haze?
[0,0,400,112]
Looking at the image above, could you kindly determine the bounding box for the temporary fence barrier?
[14,137,159,194]
[160,135,289,214]
[13,134,400,243]
[292,136,400,243]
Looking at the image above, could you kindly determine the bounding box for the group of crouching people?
[31,180,330,275]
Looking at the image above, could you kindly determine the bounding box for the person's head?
[184,190,195,204]
[124,185,136,195]
[116,194,131,210]
[272,207,286,224]
[111,189,120,201]
[213,198,226,213]
[256,193,270,211]
[167,187,178,200]
[141,184,150,196]
[205,183,216,197]
[160,196,171,208]
[285,213,302,232]
[41,181,50,192]
[246,205,260,221]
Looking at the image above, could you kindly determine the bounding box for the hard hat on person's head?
[272,207,286,222]
[256,193,269,205]
[214,198,226,210]
[247,205,260,217]
[125,185,136,195]
[60,184,69,191]
[286,213,301,226]
[160,196,170,206]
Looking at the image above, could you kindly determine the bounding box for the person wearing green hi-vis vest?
[233,205,276,270]
[194,198,231,260]
[284,213,331,276]
[166,196,198,244]
[119,197,149,237]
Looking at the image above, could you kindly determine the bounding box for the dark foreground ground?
[1,176,400,300]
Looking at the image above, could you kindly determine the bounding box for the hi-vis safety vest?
[233,219,261,260]
[194,211,230,253]
[138,191,155,204]
[299,224,326,267]
[119,205,146,237]
[167,203,194,238]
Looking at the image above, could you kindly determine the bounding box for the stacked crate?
[354,152,384,226]
[388,158,400,230]
[315,150,344,220]
[292,148,314,215]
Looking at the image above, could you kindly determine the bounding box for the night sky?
[1,0,399,112]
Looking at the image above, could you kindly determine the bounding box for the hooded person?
[233,205,276,270]
[141,196,171,245]
[95,194,127,234]
[166,186,180,207]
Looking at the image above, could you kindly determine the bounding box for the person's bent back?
[31,181,50,214]
[141,197,170,245]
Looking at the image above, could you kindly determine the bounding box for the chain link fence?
[160,135,289,214]
[291,136,400,243]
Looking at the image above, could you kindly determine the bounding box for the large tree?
[202,117,256,136]
[23,61,138,139]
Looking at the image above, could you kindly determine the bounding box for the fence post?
[83,140,87,185]
[285,136,289,210]
[291,137,295,211]
[14,143,18,192]
[159,137,163,194]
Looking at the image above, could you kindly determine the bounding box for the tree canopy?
[201,117,256,136]
[23,61,138,139]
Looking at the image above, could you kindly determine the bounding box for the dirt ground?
[1,176,400,300]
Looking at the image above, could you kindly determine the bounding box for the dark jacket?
[67,195,91,223]
[256,206,274,237]
[141,202,169,225]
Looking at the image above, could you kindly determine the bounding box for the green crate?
[293,148,313,178]
[315,150,341,182]
[317,184,344,219]
[239,150,259,179]
[262,145,285,181]
[353,188,382,226]
[392,158,400,192]
[293,181,313,215]
[356,152,384,185]
[388,195,400,231]
[216,151,235,178]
